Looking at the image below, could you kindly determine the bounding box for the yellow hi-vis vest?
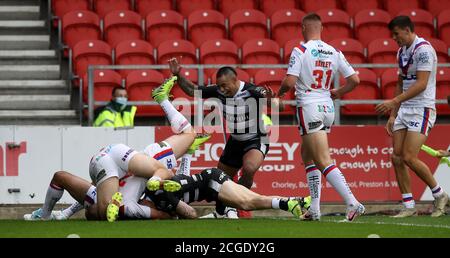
[94,105,137,128]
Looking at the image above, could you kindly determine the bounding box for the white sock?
[322,164,358,207]
[176,154,192,176]
[305,164,321,212]
[402,193,415,209]
[160,99,191,133]
[271,198,280,209]
[123,201,151,219]
[62,202,84,218]
[431,185,444,198]
[41,183,64,218]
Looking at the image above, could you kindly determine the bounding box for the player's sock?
[122,201,151,219]
[305,164,321,212]
[322,164,358,206]
[62,202,84,218]
[83,185,97,208]
[176,153,192,176]
[272,198,288,211]
[160,99,191,133]
[402,193,415,209]
[431,185,444,198]
[41,183,64,218]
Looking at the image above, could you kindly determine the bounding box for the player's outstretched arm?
[278,75,297,97]
[437,150,450,158]
[176,201,197,219]
[168,57,198,97]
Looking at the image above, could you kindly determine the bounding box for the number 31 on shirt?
[311,69,333,90]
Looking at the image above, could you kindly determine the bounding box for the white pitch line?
[325,219,450,230]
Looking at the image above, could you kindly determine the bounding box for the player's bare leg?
[240,149,265,189]
[402,131,449,217]
[301,144,322,220]
[302,130,365,221]
[95,176,119,220]
[218,162,240,178]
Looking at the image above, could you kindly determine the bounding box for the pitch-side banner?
[156,125,450,202]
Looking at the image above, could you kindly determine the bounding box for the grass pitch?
[1,216,450,238]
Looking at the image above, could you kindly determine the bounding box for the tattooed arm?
[168,58,198,97]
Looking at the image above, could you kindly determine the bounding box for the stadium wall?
[0,125,449,204]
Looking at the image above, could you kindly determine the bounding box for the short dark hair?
[388,16,414,32]
[302,13,322,23]
[112,86,126,97]
[216,66,237,78]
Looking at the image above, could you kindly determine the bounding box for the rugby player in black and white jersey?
[168,58,281,202]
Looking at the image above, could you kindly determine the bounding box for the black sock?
[279,199,289,211]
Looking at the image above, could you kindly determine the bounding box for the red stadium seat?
[438,10,450,46]
[188,10,226,47]
[104,10,143,48]
[300,0,339,13]
[283,38,305,62]
[62,11,101,56]
[436,68,450,115]
[271,9,305,47]
[382,0,420,17]
[210,68,250,84]
[146,10,184,48]
[329,38,366,64]
[229,9,268,47]
[424,0,450,16]
[72,40,112,79]
[200,39,239,77]
[398,9,434,38]
[341,68,379,116]
[126,70,165,116]
[341,0,379,17]
[260,0,298,17]
[254,68,294,115]
[316,9,352,43]
[82,70,122,103]
[93,0,132,18]
[176,0,215,17]
[380,68,399,100]
[368,38,398,76]
[157,39,197,76]
[354,9,391,47]
[242,39,281,77]
[428,38,450,63]
[135,0,174,18]
[217,0,257,17]
[52,0,90,27]
[115,40,155,77]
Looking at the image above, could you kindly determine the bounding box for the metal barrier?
[86,63,450,126]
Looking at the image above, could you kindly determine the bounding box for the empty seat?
[341,68,379,115]
[300,0,339,13]
[424,0,450,16]
[229,9,268,47]
[72,40,112,79]
[316,9,352,43]
[93,0,132,18]
[188,10,226,47]
[217,0,257,17]
[329,38,366,64]
[52,0,90,26]
[382,0,420,17]
[242,39,282,77]
[146,10,184,47]
[283,38,305,61]
[200,39,239,77]
[254,68,294,115]
[341,0,379,17]
[368,38,398,76]
[115,40,155,77]
[428,38,450,63]
[126,70,165,116]
[271,9,305,47]
[104,10,143,48]
[398,9,434,38]
[62,10,101,56]
[436,68,450,115]
[354,9,391,47]
[438,10,450,46]
[82,70,122,103]
[381,68,399,100]
[260,0,298,17]
[157,39,197,76]
[210,68,250,84]
[177,0,215,17]
[135,0,174,18]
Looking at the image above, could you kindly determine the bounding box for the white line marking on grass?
[326,219,450,230]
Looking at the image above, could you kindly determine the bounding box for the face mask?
[114,97,128,110]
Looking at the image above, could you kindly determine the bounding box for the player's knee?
[391,154,404,167]
[52,171,68,185]
[402,153,417,167]
[242,163,259,176]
